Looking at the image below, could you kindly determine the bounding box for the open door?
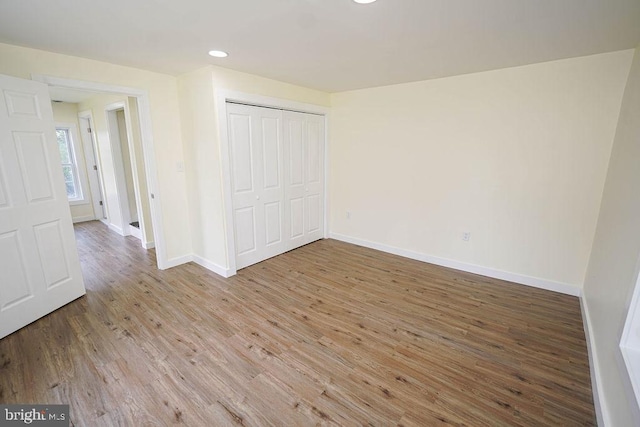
[0,74,86,339]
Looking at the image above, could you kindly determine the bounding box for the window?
[56,126,83,202]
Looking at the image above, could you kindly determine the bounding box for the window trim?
[55,122,90,206]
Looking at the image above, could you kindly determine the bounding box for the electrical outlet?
[462,232,471,242]
[346,211,351,219]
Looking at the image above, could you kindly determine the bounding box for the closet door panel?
[228,103,284,269]
[228,103,324,270]
[260,114,284,255]
[304,114,325,243]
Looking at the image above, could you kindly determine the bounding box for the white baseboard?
[159,253,232,278]
[192,255,233,278]
[108,223,124,236]
[329,232,581,297]
[581,296,609,426]
[129,225,142,240]
[72,215,96,223]
[142,241,155,249]
[163,254,194,269]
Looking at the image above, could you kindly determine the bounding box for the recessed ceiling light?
[208,50,228,58]
[353,0,377,3]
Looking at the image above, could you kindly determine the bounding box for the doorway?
[38,74,166,268]
[105,102,148,244]
[78,112,106,222]
[49,93,154,250]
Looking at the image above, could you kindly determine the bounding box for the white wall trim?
[142,241,155,249]
[323,112,330,239]
[152,253,233,279]
[104,102,132,236]
[192,255,233,278]
[31,74,169,270]
[214,89,330,277]
[72,215,96,224]
[160,253,232,277]
[108,223,124,236]
[164,254,194,269]
[118,99,152,252]
[620,268,640,423]
[129,224,142,240]
[218,90,330,116]
[330,232,582,297]
[581,296,609,426]
[214,91,237,276]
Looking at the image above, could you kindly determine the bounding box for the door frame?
[214,90,330,276]
[32,74,168,270]
[620,265,640,417]
[104,102,134,237]
[77,110,107,223]
[104,102,148,244]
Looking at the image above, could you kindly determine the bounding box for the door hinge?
[87,127,92,133]
[93,165,98,170]
[99,201,103,206]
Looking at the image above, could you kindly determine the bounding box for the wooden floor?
[0,221,595,426]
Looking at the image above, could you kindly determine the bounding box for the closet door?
[283,111,325,251]
[227,103,285,269]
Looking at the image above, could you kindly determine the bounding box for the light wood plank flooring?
[0,221,595,426]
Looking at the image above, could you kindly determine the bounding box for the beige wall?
[51,101,95,222]
[51,100,79,123]
[177,67,217,264]
[177,65,330,270]
[583,46,640,426]
[0,42,190,262]
[329,50,633,292]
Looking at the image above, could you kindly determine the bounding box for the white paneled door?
[0,74,86,339]
[227,103,325,269]
[283,110,325,250]
[228,104,285,269]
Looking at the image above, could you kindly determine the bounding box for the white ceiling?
[0,0,639,93]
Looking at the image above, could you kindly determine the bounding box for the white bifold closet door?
[227,103,324,270]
